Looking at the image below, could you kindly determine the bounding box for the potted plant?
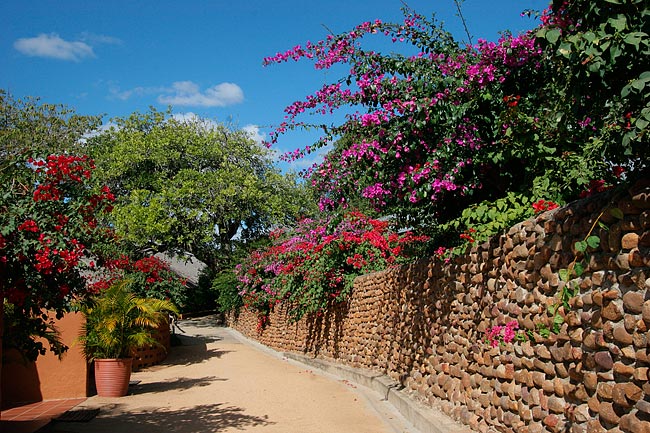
[79,279,178,397]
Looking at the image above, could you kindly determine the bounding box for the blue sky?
[2,0,548,170]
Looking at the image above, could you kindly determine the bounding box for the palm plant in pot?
[79,279,178,397]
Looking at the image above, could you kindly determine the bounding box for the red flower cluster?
[18,219,39,232]
[532,199,559,214]
[236,211,430,321]
[33,183,62,202]
[579,180,613,198]
[613,166,625,178]
[29,155,95,183]
[80,185,116,224]
[33,238,85,275]
[29,155,97,203]
[459,228,477,243]
[346,253,367,269]
[503,95,520,107]
[133,256,170,282]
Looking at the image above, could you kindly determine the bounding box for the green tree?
[88,108,315,270]
[1,90,102,169]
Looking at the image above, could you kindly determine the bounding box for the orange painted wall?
[2,312,90,406]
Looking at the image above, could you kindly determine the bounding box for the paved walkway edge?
[226,328,472,433]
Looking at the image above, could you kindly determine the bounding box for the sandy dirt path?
[46,316,417,433]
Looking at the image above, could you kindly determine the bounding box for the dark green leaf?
[546,28,561,44]
[559,268,569,282]
[624,33,643,47]
[586,235,601,248]
[575,240,588,253]
[574,262,585,277]
[608,16,627,32]
[609,208,624,219]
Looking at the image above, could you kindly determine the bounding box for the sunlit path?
[44,316,417,433]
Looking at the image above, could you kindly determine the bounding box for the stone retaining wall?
[132,319,170,371]
[229,180,650,433]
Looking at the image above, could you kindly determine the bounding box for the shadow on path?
[156,334,232,367]
[128,376,226,395]
[46,403,274,433]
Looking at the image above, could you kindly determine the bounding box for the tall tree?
[88,108,314,269]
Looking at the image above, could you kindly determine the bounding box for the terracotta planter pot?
[94,358,133,397]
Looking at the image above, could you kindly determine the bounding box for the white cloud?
[14,33,94,61]
[171,112,201,123]
[80,32,122,45]
[157,81,244,107]
[242,124,266,144]
[285,144,332,172]
[171,112,221,130]
[109,85,151,101]
[81,121,118,142]
[107,81,244,107]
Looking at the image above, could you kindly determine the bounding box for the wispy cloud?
[242,124,265,144]
[171,112,222,130]
[158,81,244,107]
[79,32,122,45]
[110,81,245,108]
[14,33,94,61]
[172,112,202,123]
[285,144,331,172]
[109,85,154,101]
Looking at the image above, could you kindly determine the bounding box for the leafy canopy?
[88,108,315,268]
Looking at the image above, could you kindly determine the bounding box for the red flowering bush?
[89,255,188,311]
[236,211,429,322]
[1,153,115,359]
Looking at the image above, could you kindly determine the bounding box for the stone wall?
[132,319,171,371]
[229,180,650,433]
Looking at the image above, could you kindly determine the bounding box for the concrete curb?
[227,328,472,433]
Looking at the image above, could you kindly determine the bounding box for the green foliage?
[439,192,535,244]
[79,280,178,360]
[2,301,66,361]
[213,237,271,314]
[183,267,219,313]
[88,108,315,268]
[533,0,649,169]
[549,204,623,333]
[0,90,102,172]
[214,270,243,314]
